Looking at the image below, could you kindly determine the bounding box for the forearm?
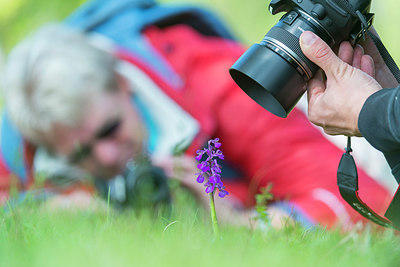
[358,86,400,176]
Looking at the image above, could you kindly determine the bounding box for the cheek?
[120,117,144,149]
[121,102,146,142]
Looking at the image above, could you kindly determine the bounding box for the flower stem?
[209,191,220,238]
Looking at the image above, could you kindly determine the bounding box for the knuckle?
[314,45,332,61]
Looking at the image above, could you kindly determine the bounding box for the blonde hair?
[2,24,117,145]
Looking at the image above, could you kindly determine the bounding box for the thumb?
[300,31,343,77]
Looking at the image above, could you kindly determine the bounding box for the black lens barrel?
[230,8,334,117]
[230,43,306,118]
[261,26,319,78]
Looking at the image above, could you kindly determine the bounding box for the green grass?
[0,190,400,267]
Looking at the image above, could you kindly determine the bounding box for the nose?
[93,140,121,167]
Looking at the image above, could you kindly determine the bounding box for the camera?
[229,0,374,117]
[95,158,171,212]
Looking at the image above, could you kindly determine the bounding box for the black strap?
[366,31,400,83]
[337,137,397,229]
[333,1,400,229]
[332,0,400,83]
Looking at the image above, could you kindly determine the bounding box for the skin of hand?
[299,31,383,136]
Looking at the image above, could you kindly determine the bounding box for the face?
[46,78,147,179]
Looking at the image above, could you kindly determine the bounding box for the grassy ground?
[1,192,400,267]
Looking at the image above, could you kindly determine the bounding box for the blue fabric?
[271,201,316,229]
[0,112,27,183]
[131,95,158,154]
[65,0,236,89]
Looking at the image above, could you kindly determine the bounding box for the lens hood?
[229,43,306,118]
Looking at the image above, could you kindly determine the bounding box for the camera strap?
[333,0,400,229]
[332,0,400,83]
[337,137,400,229]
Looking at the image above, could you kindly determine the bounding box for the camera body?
[230,0,373,117]
[95,158,171,212]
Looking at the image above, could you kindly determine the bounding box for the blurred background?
[0,0,399,62]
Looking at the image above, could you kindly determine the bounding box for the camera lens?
[230,9,334,117]
[133,166,170,203]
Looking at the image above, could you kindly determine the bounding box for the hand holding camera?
[299,30,381,136]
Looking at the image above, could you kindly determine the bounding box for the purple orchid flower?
[195,138,229,198]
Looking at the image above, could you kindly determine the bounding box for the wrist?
[353,89,378,136]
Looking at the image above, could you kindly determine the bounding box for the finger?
[300,31,344,78]
[360,54,375,78]
[307,69,326,103]
[337,41,353,65]
[352,44,364,70]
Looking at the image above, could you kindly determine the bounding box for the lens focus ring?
[262,27,318,79]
